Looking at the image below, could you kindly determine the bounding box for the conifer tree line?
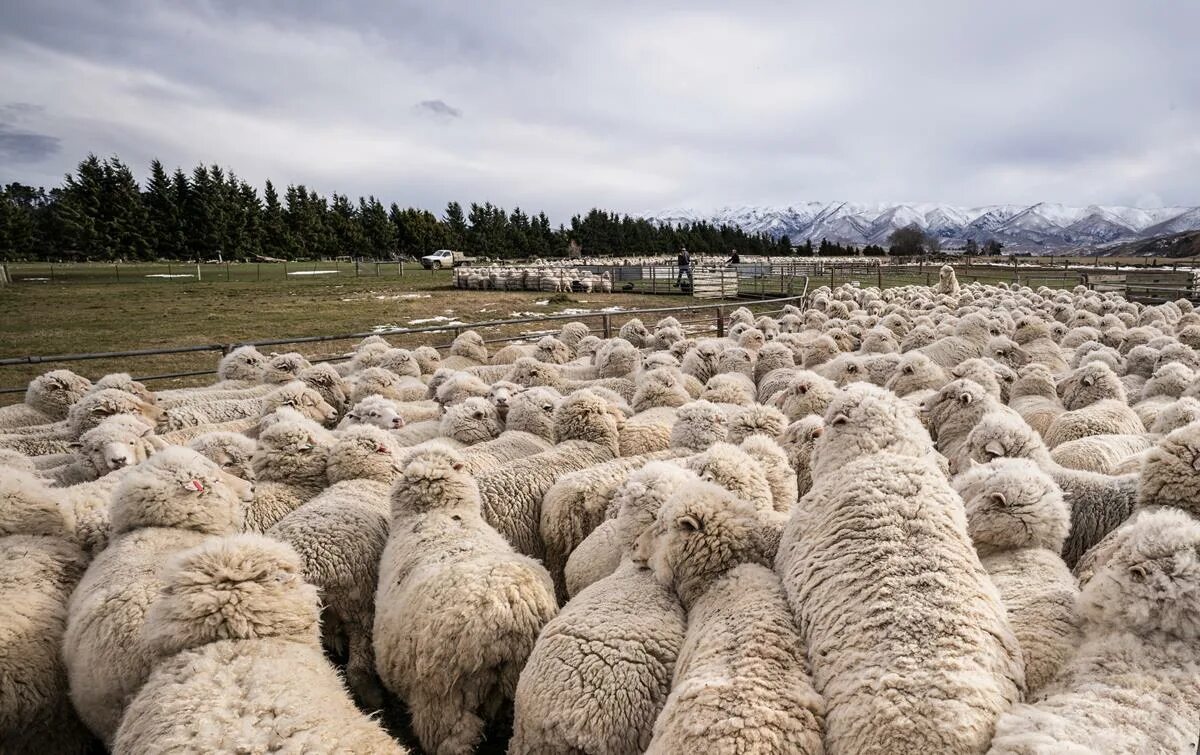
[0,154,796,262]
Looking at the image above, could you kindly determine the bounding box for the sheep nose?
[392,418,403,428]
[109,458,127,469]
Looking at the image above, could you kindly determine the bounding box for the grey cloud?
[0,0,1196,220]
[0,123,61,163]
[416,99,462,119]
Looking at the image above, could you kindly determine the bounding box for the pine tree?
[443,201,467,249]
[260,180,290,259]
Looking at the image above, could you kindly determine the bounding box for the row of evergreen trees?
[0,154,798,262]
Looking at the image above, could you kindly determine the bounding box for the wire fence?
[0,294,809,397]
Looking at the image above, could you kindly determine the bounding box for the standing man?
[727,248,741,265]
[676,246,693,289]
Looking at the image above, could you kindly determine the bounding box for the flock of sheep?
[453,265,617,293]
[2,263,1199,754]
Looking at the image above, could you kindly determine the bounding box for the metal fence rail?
[0,294,809,396]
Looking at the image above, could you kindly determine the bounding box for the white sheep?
[0,369,92,430]
[62,447,251,743]
[777,415,1023,751]
[0,470,94,753]
[963,411,1139,569]
[243,417,334,532]
[511,469,688,754]
[987,509,1200,753]
[186,430,257,480]
[112,534,403,754]
[374,447,556,755]
[952,458,1079,694]
[267,424,404,709]
[637,478,824,754]
[476,389,623,558]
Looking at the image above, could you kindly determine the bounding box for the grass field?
[0,268,711,405]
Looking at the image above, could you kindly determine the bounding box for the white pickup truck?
[420,249,476,269]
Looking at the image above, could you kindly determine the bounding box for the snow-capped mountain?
[642,202,1200,252]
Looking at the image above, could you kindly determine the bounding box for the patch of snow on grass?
[287,270,339,276]
[533,299,549,306]
[408,316,467,326]
[145,273,195,278]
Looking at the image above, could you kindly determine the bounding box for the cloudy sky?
[1,0,1197,220]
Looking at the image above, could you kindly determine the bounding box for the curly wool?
[639,481,824,755]
[0,369,92,430]
[477,390,622,558]
[1048,433,1151,475]
[187,431,256,481]
[952,458,1079,694]
[112,534,402,754]
[62,448,248,743]
[776,453,1024,754]
[1042,399,1145,448]
[375,447,556,755]
[987,510,1200,754]
[0,471,94,754]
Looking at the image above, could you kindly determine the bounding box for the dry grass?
[1,270,713,405]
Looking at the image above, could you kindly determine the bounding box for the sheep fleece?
[775,453,1024,754]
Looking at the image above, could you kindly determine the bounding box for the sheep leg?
[345,628,386,712]
[411,693,484,755]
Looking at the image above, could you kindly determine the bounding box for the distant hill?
[643,202,1200,253]
[1092,230,1200,258]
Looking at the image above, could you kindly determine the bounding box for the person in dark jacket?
[676,247,693,289]
[727,249,741,265]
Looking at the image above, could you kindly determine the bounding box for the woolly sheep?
[351,366,428,405]
[937,264,960,295]
[476,390,623,558]
[339,394,407,430]
[92,372,155,405]
[375,447,556,754]
[438,396,504,446]
[952,458,1079,694]
[1148,396,1200,436]
[639,480,823,754]
[631,367,691,412]
[776,451,1024,754]
[1136,422,1200,517]
[769,370,837,422]
[1058,361,1126,410]
[1049,433,1151,475]
[186,430,256,480]
[0,471,94,753]
[987,509,1200,753]
[618,407,677,456]
[727,402,788,445]
[0,369,92,430]
[243,418,334,532]
[112,534,403,754]
[814,382,941,480]
[62,447,250,743]
[558,457,693,600]
[1042,398,1145,448]
[298,362,351,415]
[49,415,167,486]
[884,351,948,398]
[963,412,1139,568]
[700,372,756,406]
[685,441,774,512]
[777,416,824,498]
[267,425,404,708]
[261,352,311,384]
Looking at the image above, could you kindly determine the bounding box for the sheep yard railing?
[0,294,810,398]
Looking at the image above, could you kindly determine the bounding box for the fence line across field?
[0,292,810,396]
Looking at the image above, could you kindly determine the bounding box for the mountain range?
[642,202,1200,253]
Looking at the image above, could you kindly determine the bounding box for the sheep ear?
[91,405,112,415]
[831,413,849,426]
[959,392,973,405]
[139,426,155,438]
[68,441,82,450]
[985,440,1006,458]
[990,491,1007,507]
[810,425,824,438]
[451,461,464,471]
[1082,375,1095,386]
[678,515,702,532]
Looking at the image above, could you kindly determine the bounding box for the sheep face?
[633,479,766,608]
[343,396,405,430]
[110,447,250,536]
[80,415,167,473]
[885,352,945,397]
[1137,424,1200,515]
[379,349,421,378]
[440,397,503,444]
[815,383,932,477]
[144,534,319,657]
[507,357,559,389]
[299,364,350,415]
[389,446,477,517]
[553,390,623,449]
[217,346,267,382]
[412,345,442,374]
[325,425,403,484]
[1078,509,1200,638]
[69,388,163,438]
[953,459,1068,554]
[262,353,312,384]
[964,413,1045,465]
[534,337,572,365]
[252,421,331,482]
[267,382,338,426]
[188,432,256,480]
[505,387,561,441]
[486,381,524,420]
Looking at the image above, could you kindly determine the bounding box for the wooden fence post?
[602,314,612,338]
[716,306,725,337]
[876,261,882,289]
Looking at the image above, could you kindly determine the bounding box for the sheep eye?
[369,411,379,417]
